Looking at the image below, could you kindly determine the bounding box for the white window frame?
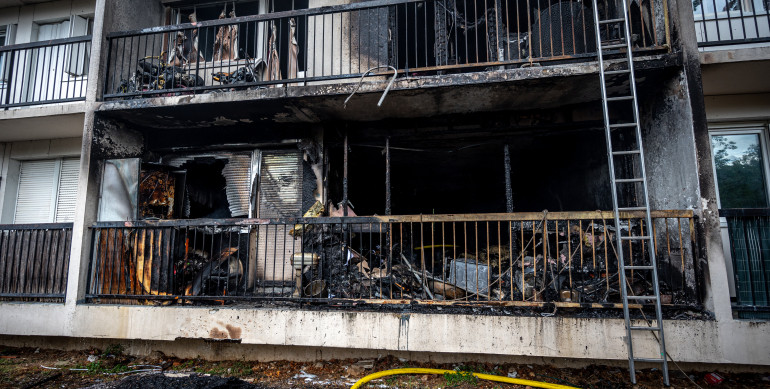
[12,157,79,224]
[66,15,92,76]
[709,121,770,298]
[0,24,17,83]
[709,122,770,210]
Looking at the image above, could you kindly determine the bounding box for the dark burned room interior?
[336,127,614,216]
[102,99,643,222]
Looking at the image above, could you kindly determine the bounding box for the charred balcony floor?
[95,52,681,133]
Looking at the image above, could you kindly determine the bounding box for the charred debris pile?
[290,214,692,307]
[164,206,695,312]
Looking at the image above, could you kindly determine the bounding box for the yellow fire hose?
[351,368,581,389]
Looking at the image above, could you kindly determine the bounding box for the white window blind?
[14,160,57,224]
[13,158,80,224]
[257,151,302,218]
[55,158,80,222]
[222,154,252,217]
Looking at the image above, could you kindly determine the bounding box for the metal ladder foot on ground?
[591,0,670,385]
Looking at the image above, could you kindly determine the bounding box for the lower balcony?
[721,208,770,319]
[0,223,72,302]
[86,211,698,311]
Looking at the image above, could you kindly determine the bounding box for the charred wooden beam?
[504,144,513,213]
[386,137,392,215]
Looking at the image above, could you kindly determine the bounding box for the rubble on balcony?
[284,215,692,307]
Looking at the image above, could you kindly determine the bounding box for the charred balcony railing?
[720,208,770,319]
[0,223,73,301]
[693,0,770,46]
[102,0,667,101]
[0,36,91,109]
[86,211,697,308]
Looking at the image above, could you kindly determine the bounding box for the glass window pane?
[711,133,769,208]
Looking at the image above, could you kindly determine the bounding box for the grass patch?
[74,361,132,375]
[171,359,196,370]
[443,370,477,386]
[195,363,228,376]
[102,344,125,357]
[229,361,253,376]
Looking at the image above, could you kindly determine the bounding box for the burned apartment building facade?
[0,0,768,379]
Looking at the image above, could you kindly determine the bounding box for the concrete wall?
[0,303,768,367]
[704,93,770,122]
[642,71,702,212]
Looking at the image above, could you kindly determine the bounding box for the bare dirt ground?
[0,346,768,389]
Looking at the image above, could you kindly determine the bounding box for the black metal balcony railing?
[86,211,697,309]
[694,0,770,46]
[102,0,666,100]
[0,36,92,109]
[721,208,770,319]
[0,223,73,301]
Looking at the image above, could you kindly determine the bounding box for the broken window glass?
[98,158,139,221]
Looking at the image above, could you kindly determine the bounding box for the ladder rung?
[633,358,666,363]
[612,150,641,155]
[626,295,657,300]
[620,235,651,240]
[607,96,634,102]
[599,17,626,24]
[615,178,644,183]
[617,206,647,211]
[625,265,654,270]
[631,326,661,331]
[602,43,628,50]
[605,69,631,75]
[609,123,638,129]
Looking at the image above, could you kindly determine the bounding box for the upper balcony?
[0,36,92,110]
[99,0,672,121]
[693,0,770,47]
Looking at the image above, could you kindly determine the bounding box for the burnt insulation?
[302,159,318,214]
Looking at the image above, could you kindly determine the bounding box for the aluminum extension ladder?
[590,0,670,385]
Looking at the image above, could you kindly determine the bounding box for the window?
[169,0,308,69]
[711,129,770,209]
[710,124,770,318]
[67,15,93,76]
[14,158,80,224]
[0,24,16,82]
[98,152,261,221]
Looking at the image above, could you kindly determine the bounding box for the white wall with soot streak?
[0,303,768,367]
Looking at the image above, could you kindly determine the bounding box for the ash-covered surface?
[85,373,260,389]
[2,347,770,389]
[217,298,709,321]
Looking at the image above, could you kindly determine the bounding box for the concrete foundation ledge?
[0,335,768,374]
[0,102,87,121]
[0,303,767,367]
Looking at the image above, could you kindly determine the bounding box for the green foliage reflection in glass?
[711,134,768,208]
